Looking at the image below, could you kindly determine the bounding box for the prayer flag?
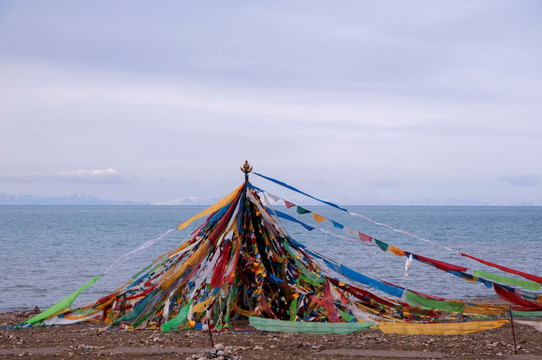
[284,200,296,208]
[313,213,327,223]
[358,232,373,242]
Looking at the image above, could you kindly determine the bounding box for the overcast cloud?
[0,1,541,205]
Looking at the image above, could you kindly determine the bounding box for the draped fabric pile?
[26,182,380,331]
[21,174,541,335]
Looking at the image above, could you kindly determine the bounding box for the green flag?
[474,270,541,291]
[405,290,465,313]
[161,300,193,332]
[25,276,101,324]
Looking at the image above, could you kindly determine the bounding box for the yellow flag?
[192,297,215,313]
[177,184,243,231]
[378,320,508,335]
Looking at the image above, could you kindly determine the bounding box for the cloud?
[500,174,541,187]
[0,169,129,184]
[57,169,129,184]
[365,178,402,189]
[153,196,205,205]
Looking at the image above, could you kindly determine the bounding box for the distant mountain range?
[0,193,149,205]
[153,196,220,206]
[0,192,537,206]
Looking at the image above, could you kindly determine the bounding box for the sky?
[0,1,541,205]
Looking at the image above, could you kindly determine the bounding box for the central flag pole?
[509,305,518,354]
[241,160,252,184]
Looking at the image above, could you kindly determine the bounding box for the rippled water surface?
[1,205,541,312]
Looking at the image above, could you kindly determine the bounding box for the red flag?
[358,232,373,242]
[494,284,542,311]
[461,253,542,284]
[414,253,468,272]
[210,241,231,288]
[284,200,295,208]
[323,283,341,323]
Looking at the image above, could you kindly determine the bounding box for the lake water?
[0,205,541,312]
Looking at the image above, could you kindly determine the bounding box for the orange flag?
[312,213,327,223]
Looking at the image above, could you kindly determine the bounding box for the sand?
[1,310,542,360]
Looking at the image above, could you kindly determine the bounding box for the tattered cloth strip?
[161,300,192,332]
[404,254,413,277]
[249,317,374,334]
[27,226,177,324]
[405,290,465,313]
[25,276,101,324]
[378,320,509,335]
[473,270,541,291]
[411,253,468,273]
[515,320,542,332]
[494,284,542,311]
[273,210,315,231]
[464,303,508,316]
[253,172,348,211]
[25,227,177,325]
[511,310,542,317]
[177,184,243,231]
[231,302,257,317]
[462,253,542,284]
[102,229,175,275]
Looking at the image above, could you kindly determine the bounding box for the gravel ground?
[1,310,541,360]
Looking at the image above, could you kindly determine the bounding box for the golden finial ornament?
[240,160,253,175]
